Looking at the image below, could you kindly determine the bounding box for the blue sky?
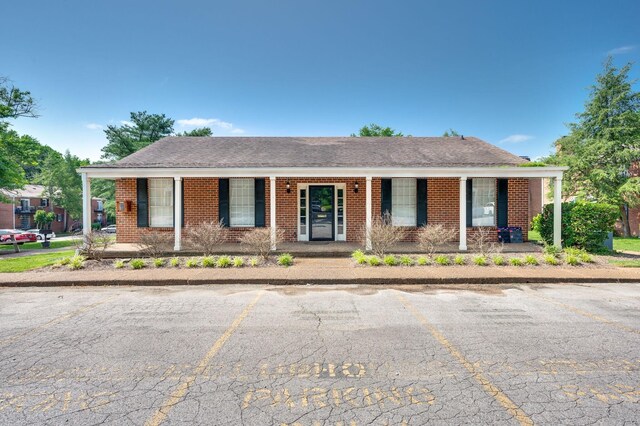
[2,0,639,162]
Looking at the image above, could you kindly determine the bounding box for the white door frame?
[297,183,346,242]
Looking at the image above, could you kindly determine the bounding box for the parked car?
[0,229,38,245]
[101,225,116,234]
[26,229,56,240]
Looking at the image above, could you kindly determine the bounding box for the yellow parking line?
[396,294,534,426]
[527,291,640,335]
[0,296,116,347]
[145,292,263,426]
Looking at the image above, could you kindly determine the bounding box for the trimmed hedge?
[536,201,618,252]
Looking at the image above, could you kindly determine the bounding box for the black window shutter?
[254,178,265,227]
[466,179,473,228]
[219,178,230,227]
[136,178,148,228]
[497,179,508,228]
[381,178,392,217]
[181,179,185,228]
[416,179,427,226]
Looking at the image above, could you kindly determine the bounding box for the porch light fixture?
[286,180,291,193]
[354,182,359,193]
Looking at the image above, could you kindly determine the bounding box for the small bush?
[417,224,456,257]
[543,244,562,257]
[453,255,466,265]
[114,259,125,269]
[185,258,200,268]
[543,254,559,265]
[74,230,115,261]
[277,253,294,267]
[509,257,523,266]
[216,256,232,268]
[201,256,216,268]
[469,227,503,256]
[434,255,450,266]
[364,212,406,257]
[239,228,284,260]
[524,254,539,266]
[233,257,244,267]
[135,232,173,258]
[68,255,86,270]
[184,220,228,256]
[473,255,487,266]
[383,255,398,266]
[579,252,594,263]
[58,257,71,266]
[153,258,166,268]
[399,255,414,266]
[493,255,505,266]
[130,258,146,269]
[355,255,368,265]
[351,249,365,260]
[367,256,381,266]
[249,257,260,267]
[170,257,180,267]
[566,254,580,266]
[416,256,429,266]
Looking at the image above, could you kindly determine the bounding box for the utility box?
[497,227,523,244]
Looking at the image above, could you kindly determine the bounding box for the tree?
[49,151,89,221]
[176,127,213,137]
[101,111,174,161]
[550,58,640,236]
[0,77,38,119]
[443,129,460,137]
[351,123,403,137]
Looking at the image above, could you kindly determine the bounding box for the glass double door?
[309,185,334,241]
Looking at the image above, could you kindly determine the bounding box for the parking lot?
[0,283,639,425]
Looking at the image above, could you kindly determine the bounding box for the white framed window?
[472,178,496,226]
[149,178,173,227]
[392,178,416,226]
[230,178,255,227]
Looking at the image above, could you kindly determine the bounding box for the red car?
[0,229,38,245]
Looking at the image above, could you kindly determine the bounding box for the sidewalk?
[1,258,639,287]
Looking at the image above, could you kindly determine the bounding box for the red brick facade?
[114,177,529,244]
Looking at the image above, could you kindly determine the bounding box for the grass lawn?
[528,230,541,243]
[0,239,77,251]
[608,258,640,268]
[613,237,640,253]
[0,250,76,273]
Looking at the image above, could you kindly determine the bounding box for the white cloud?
[230,128,245,134]
[608,45,636,55]
[177,117,233,129]
[499,134,534,144]
[120,120,134,126]
[85,123,103,130]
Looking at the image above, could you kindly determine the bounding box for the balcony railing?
[14,206,36,214]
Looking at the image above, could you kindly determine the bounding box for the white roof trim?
[78,166,566,179]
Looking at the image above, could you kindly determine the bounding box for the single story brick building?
[79,136,566,251]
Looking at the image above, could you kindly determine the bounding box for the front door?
[309,185,334,241]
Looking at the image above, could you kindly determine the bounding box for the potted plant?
[35,210,56,248]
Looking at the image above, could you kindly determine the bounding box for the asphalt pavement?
[0,283,638,425]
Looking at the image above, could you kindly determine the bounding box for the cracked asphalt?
[0,283,639,425]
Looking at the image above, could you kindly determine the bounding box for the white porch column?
[174,177,182,251]
[459,177,467,251]
[553,176,562,248]
[81,173,91,239]
[270,176,277,251]
[365,176,372,251]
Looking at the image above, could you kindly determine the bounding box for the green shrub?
[579,252,594,263]
[531,213,542,232]
[130,258,145,269]
[524,254,539,266]
[473,255,487,266]
[383,255,398,266]
[434,255,450,266]
[153,258,166,268]
[58,257,71,266]
[201,256,216,268]
[68,255,86,270]
[170,257,180,267]
[367,256,381,266]
[538,201,618,252]
[355,255,368,265]
[351,249,365,260]
[493,255,505,266]
[543,254,560,265]
[233,257,244,267]
[277,253,294,267]
[543,244,562,257]
[399,255,414,266]
[185,258,200,268]
[453,255,465,265]
[216,256,232,268]
[509,257,523,266]
[114,259,125,269]
[416,256,429,266]
[566,254,580,266]
[249,257,260,267]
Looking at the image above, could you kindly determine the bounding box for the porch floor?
[103,241,542,258]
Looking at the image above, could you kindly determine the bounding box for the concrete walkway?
[1,258,639,286]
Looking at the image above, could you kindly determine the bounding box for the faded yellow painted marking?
[396,294,534,426]
[145,292,263,426]
[528,291,640,335]
[0,296,115,347]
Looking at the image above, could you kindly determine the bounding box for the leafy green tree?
[550,58,640,236]
[351,123,403,137]
[177,127,213,136]
[0,77,38,119]
[34,210,56,229]
[101,111,174,161]
[49,151,89,221]
[443,129,460,137]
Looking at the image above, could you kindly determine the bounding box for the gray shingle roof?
[86,136,527,169]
